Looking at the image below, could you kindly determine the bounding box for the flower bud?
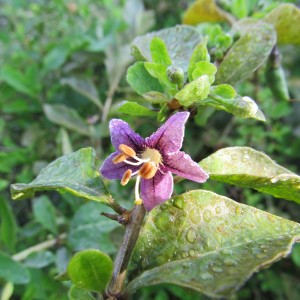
[167,65,184,88]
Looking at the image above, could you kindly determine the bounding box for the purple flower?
[100,112,209,211]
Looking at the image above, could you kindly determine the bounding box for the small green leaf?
[61,77,103,110]
[210,84,236,99]
[11,148,111,204]
[33,196,57,234]
[43,45,69,73]
[118,101,157,117]
[175,75,211,106]
[144,62,178,96]
[150,37,172,66]
[68,285,96,300]
[142,91,169,104]
[192,61,217,83]
[43,104,91,136]
[24,251,55,269]
[127,190,300,298]
[188,40,210,82]
[0,252,30,284]
[216,22,276,84]
[200,147,300,204]
[264,4,300,45]
[0,197,17,252]
[131,25,202,73]
[67,249,113,293]
[126,62,165,96]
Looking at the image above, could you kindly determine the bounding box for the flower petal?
[109,119,145,151]
[146,112,189,154]
[164,151,209,183]
[100,152,139,180]
[140,171,173,211]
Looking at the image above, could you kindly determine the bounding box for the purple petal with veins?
[140,171,173,211]
[164,151,209,183]
[109,119,145,151]
[146,111,189,154]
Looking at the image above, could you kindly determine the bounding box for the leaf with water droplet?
[126,190,300,298]
[200,147,300,204]
[216,21,276,84]
[11,148,111,205]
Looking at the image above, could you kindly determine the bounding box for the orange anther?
[121,169,132,186]
[119,144,136,157]
[139,162,157,179]
[112,153,128,164]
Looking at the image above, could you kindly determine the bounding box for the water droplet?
[223,258,238,266]
[215,206,222,214]
[203,209,212,222]
[235,206,242,215]
[186,228,197,244]
[212,266,223,273]
[200,272,214,280]
[271,177,278,183]
[190,209,200,224]
[174,197,184,209]
[189,249,196,257]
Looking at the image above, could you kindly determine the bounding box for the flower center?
[112,144,163,205]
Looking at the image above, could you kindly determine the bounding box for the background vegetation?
[1,0,300,299]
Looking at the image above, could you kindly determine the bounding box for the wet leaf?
[43,104,91,136]
[264,4,300,45]
[200,147,300,204]
[118,101,157,117]
[131,25,202,73]
[11,148,111,204]
[67,249,113,293]
[216,22,276,84]
[127,190,300,298]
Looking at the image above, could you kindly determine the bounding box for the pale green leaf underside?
[127,190,300,298]
[200,147,300,204]
[131,25,202,73]
[11,148,111,204]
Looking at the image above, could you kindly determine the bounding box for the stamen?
[139,162,157,179]
[134,175,143,205]
[121,169,132,186]
[112,153,128,164]
[119,144,136,157]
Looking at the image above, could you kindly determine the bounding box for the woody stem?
[106,204,146,299]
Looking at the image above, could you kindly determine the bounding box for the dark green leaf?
[0,252,30,284]
[0,197,17,252]
[200,147,300,204]
[11,148,111,204]
[43,45,69,73]
[126,62,165,96]
[150,37,172,66]
[68,285,96,300]
[24,251,55,269]
[127,190,300,298]
[43,104,91,136]
[67,249,113,293]
[33,196,57,234]
[131,25,202,73]
[118,101,157,117]
[216,22,276,84]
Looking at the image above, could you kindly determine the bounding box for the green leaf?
[68,202,120,253]
[210,84,236,99]
[67,249,113,293]
[0,252,30,284]
[118,101,157,117]
[43,45,69,73]
[231,0,248,18]
[150,37,172,66]
[24,251,55,269]
[216,22,276,84]
[199,147,300,204]
[192,61,217,83]
[43,104,91,137]
[61,77,103,110]
[0,197,17,252]
[126,190,300,298]
[144,62,178,96]
[188,40,210,82]
[175,75,211,106]
[0,65,38,97]
[131,25,202,73]
[182,0,227,25]
[142,91,169,104]
[33,196,57,234]
[264,4,300,45]
[203,94,265,121]
[68,285,96,300]
[126,62,165,96]
[11,148,111,204]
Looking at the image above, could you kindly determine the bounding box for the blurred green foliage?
[1,0,300,299]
